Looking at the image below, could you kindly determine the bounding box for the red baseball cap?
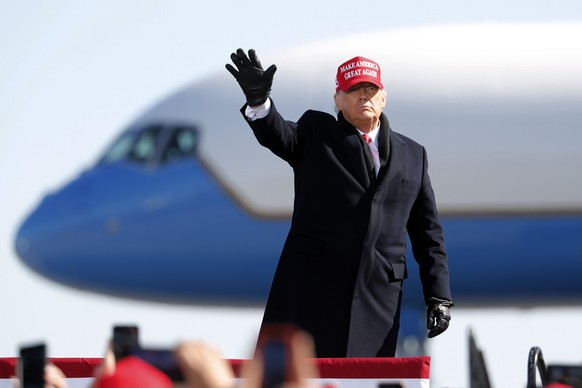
[95,356,173,388]
[335,56,383,92]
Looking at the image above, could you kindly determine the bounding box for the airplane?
[13,22,582,352]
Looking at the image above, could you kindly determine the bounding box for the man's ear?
[333,92,342,111]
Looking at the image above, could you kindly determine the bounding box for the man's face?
[334,82,386,131]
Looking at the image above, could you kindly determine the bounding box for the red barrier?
[1,356,430,387]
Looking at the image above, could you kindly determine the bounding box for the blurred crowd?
[13,327,319,388]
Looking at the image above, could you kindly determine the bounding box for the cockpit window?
[100,133,135,164]
[130,127,161,162]
[98,124,199,166]
[99,125,163,165]
[161,127,199,163]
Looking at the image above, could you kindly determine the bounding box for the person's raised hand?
[91,343,116,387]
[44,362,68,388]
[174,341,234,388]
[226,48,277,107]
[241,329,319,388]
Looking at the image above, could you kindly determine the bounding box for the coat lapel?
[377,114,391,169]
[376,121,406,190]
[334,112,406,190]
[336,113,373,188]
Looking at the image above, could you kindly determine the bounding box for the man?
[226,49,453,357]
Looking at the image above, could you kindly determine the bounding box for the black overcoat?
[243,101,451,357]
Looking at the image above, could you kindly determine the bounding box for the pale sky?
[1,2,581,387]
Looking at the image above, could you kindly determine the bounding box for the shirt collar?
[356,125,380,144]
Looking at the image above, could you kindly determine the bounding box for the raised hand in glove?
[426,297,453,338]
[226,48,277,107]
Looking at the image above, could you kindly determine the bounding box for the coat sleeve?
[240,100,303,166]
[406,146,452,305]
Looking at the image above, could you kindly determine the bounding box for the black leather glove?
[226,48,277,107]
[426,297,453,338]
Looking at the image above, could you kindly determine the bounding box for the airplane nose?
[15,231,30,258]
[13,170,94,279]
[14,220,34,268]
[14,191,80,273]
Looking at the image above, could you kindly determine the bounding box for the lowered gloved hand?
[226,48,277,107]
[426,297,453,338]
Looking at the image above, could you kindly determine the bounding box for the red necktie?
[362,133,379,179]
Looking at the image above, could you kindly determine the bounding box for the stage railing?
[1,356,430,388]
